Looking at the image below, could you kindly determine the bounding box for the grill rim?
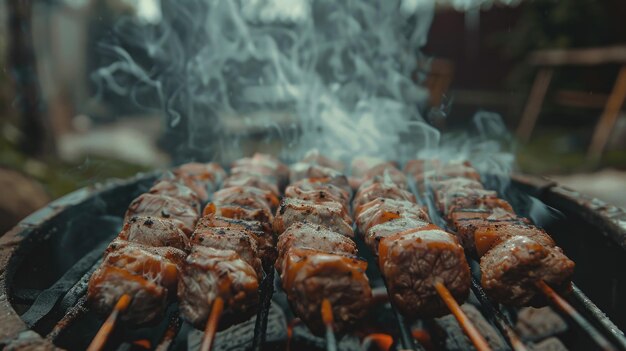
[0,171,624,347]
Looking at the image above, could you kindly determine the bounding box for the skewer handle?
[434,282,492,351]
[87,294,131,351]
[200,296,224,351]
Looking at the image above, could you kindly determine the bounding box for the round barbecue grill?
[0,171,625,351]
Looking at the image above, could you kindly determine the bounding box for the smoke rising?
[92,0,436,163]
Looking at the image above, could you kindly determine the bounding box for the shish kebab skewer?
[351,159,491,351]
[273,155,373,335]
[177,154,287,349]
[404,160,575,306]
[87,162,226,351]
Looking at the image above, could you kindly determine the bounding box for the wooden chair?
[516,46,626,161]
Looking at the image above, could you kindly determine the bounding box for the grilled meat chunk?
[378,227,471,318]
[364,218,431,255]
[360,164,408,189]
[222,174,280,197]
[178,246,259,328]
[474,222,555,257]
[231,153,289,186]
[273,198,353,237]
[203,202,273,228]
[284,180,351,212]
[212,186,280,211]
[101,241,186,292]
[174,162,226,189]
[119,216,190,251]
[191,225,263,277]
[88,265,167,325]
[434,187,514,215]
[289,163,351,194]
[275,223,357,273]
[125,194,199,235]
[280,248,372,334]
[481,236,575,306]
[356,198,429,234]
[149,180,202,211]
[449,208,521,254]
[353,182,416,214]
[196,215,277,267]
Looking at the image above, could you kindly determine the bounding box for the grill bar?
[537,280,617,351]
[570,284,626,350]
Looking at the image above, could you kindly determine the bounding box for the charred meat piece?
[231,153,289,185]
[474,222,555,257]
[363,218,432,255]
[119,216,190,251]
[178,246,259,328]
[101,241,186,293]
[149,180,202,210]
[289,163,352,195]
[191,225,263,277]
[378,227,471,318]
[273,198,353,237]
[88,265,167,325]
[197,215,277,267]
[275,222,357,274]
[174,162,226,188]
[435,187,514,216]
[222,173,280,197]
[301,150,346,172]
[356,198,429,234]
[212,186,280,211]
[203,202,273,228]
[360,164,408,189]
[284,180,351,212]
[449,208,522,254]
[353,182,416,215]
[280,248,372,334]
[125,194,199,235]
[480,236,575,306]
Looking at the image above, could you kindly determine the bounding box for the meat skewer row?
[351,162,471,319]
[273,156,373,335]
[177,154,285,334]
[405,160,575,306]
[86,162,225,351]
[353,162,493,350]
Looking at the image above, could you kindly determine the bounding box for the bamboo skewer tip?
[434,281,492,351]
[87,294,132,351]
[200,296,224,351]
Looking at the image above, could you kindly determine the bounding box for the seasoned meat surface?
[203,202,273,227]
[364,218,432,255]
[178,246,259,328]
[356,198,429,234]
[360,164,408,189]
[481,236,574,306]
[378,228,470,318]
[118,216,190,251]
[280,249,372,334]
[275,223,357,273]
[273,198,353,237]
[196,215,277,267]
[474,222,555,257]
[353,182,416,214]
[101,242,185,291]
[125,194,199,235]
[88,265,167,325]
[149,180,202,210]
[191,225,263,277]
[222,174,280,197]
[212,186,280,211]
[289,163,351,194]
[284,180,351,212]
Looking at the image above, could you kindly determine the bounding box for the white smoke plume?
[92,0,435,163]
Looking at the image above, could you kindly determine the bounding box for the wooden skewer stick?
[321,298,337,351]
[434,282,492,351]
[536,280,617,351]
[200,296,224,351]
[87,294,131,351]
